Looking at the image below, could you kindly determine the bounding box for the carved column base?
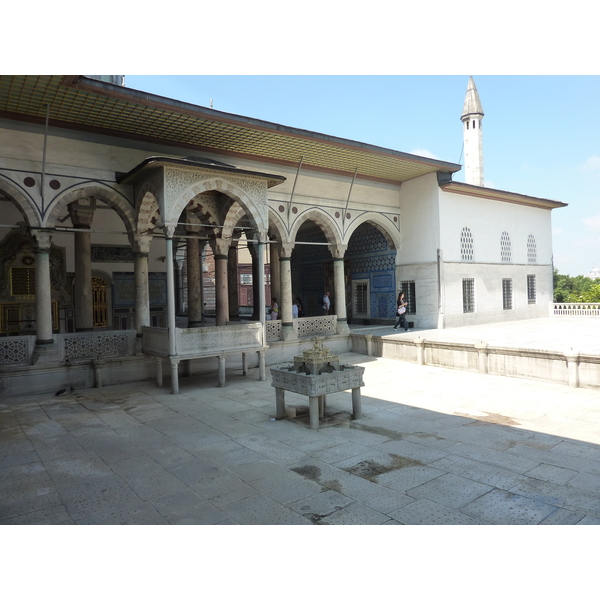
[31,341,59,365]
[281,323,298,341]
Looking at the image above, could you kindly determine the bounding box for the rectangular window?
[462,278,475,313]
[502,278,513,310]
[10,267,35,297]
[400,281,417,314]
[527,275,536,304]
[240,273,253,285]
[353,280,369,317]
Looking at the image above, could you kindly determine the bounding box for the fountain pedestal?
[270,338,365,430]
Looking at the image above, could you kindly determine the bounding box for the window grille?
[502,278,513,310]
[354,282,369,315]
[10,267,35,297]
[500,231,511,262]
[527,275,536,304]
[527,234,537,264]
[460,227,474,261]
[240,274,252,285]
[400,281,416,314]
[462,278,475,313]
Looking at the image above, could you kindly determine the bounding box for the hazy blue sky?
[126,75,600,277]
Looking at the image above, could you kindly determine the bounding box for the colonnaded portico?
[0,151,402,396]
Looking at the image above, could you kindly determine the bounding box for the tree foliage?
[553,269,600,302]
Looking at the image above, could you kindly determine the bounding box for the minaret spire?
[461,76,485,186]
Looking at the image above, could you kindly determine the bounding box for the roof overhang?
[117,156,286,189]
[440,180,567,210]
[0,75,462,186]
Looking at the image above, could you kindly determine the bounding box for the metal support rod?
[41,104,50,214]
[287,156,303,229]
[342,167,358,231]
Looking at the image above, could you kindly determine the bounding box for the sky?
[124,74,600,277]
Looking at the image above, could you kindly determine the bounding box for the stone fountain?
[270,338,365,430]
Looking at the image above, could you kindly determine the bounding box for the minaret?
[461,76,484,186]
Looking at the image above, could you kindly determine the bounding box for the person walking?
[393,292,409,332]
[270,298,279,320]
[322,291,331,315]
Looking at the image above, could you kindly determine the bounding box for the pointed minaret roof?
[461,76,484,119]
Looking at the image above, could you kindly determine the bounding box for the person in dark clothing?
[393,292,409,332]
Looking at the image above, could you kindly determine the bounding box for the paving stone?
[377,439,449,464]
[574,515,600,525]
[288,489,354,521]
[428,455,529,490]
[388,498,486,525]
[193,473,258,507]
[317,501,390,525]
[524,463,578,486]
[58,475,150,522]
[375,464,446,493]
[27,434,85,461]
[45,456,114,487]
[110,455,189,500]
[219,494,313,525]
[167,503,230,525]
[149,489,206,517]
[309,442,377,464]
[0,503,72,525]
[235,435,309,465]
[0,461,51,491]
[248,471,323,504]
[538,508,587,525]
[221,459,292,482]
[461,489,559,525]
[0,490,64,520]
[406,472,493,509]
[0,450,39,470]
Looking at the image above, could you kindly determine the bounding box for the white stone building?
[0,75,566,394]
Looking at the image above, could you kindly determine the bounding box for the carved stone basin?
[270,338,364,430]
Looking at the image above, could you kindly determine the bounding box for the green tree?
[553,269,600,302]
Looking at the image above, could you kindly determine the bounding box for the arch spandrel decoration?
[164,166,269,233]
[288,208,342,248]
[44,183,136,235]
[0,176,42,228]
[343,213,399,250]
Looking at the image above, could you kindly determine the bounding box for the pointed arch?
[168,176,267,234]
[45,183,136,235]
[0,175,42,227]
[344,213,399,250]
[289,208,342,247]
[137,191,161,235]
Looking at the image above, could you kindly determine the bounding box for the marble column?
[133,234,152,334]
[31,230,58,364]
[228,243,240,321]
[270,242,281,308]
[212,238,230,327]
[249,243,260,320]
[279,243,297,341]
[332,245,350,334]
[68,198,96,331]
[187,237,203,327]
[165,225,178,393]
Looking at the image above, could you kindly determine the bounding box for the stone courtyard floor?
[2,347,600,526]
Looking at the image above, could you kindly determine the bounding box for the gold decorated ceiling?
[0,76,461,184]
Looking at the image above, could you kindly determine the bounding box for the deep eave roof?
[440,180,567,210]
[0,75,462,185]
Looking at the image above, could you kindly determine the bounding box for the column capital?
[67,197,96,228]
[31,229,53,251]
[211,237,232,256]
[163,223,177,238]
[280,243,295,258]
[253,230,269,244]
[133,232,153,254]
[331,244,347,259]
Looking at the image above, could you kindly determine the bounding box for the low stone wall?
[350,333,600,389]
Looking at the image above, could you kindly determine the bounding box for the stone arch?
[289,208,342,247]
[168,177,267,233]
[344,213,398,250]
[137,191,161,236]
[45,183,136,235]
[0,175,42,227]
[267,206,290,245]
